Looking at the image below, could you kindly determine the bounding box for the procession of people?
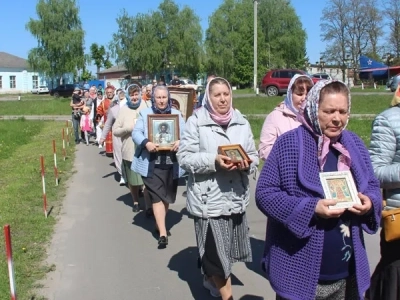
[68,78,399,300]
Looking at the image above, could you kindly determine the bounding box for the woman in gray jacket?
[368,86,400,300]
[177,77,259,300]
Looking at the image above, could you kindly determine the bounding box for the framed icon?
[218,144,252,165]
[319,170,360,209]
[168,87,196,120]
[147,114,180,151]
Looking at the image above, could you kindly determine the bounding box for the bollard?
[4,225,17,300]
[52,140,59,186]
[40,155,48,218]
[66,127,70,147]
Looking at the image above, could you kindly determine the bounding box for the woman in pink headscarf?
[177,77,259,300]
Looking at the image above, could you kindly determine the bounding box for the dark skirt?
[368,230,400,300]
[142,166,178,204]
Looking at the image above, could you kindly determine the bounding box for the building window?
[0,76,2,89]
[32,75,38,89]
[10,76,16,89]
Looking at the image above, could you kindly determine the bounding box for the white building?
[0,52,50,94]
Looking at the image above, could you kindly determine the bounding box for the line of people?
[74,76,399,300]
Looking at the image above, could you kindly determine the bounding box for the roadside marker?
[52,140,59,186]
[62,129,66,161]
[3,225,17,300]
[40,155,48,218]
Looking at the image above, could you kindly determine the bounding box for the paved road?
[38,143,381,300]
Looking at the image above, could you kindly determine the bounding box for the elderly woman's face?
[84,91,89,98]
[318,92,349,139]
[154,89,168,110]
[209,83,231,114]
[129,91,140,103]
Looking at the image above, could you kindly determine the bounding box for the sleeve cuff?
[141,138,149,148]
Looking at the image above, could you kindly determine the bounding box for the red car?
[260,69,320,96]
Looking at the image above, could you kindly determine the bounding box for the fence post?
[4,224,17,300]
[40,155,48,218]
[52,140,59,186]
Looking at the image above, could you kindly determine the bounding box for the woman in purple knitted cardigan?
[256,80,382,300]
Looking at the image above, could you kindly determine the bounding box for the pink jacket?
[258,102,301,160]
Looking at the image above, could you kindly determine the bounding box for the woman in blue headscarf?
[258,74,313,160]
[132,85,186,248]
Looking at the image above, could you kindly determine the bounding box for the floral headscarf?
[284,74,313,114]
[297,79,352,171]
[203,77,234,126]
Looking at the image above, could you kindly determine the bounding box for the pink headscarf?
[203,77,234,126]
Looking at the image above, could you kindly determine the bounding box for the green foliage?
[81,69,93,81]
[205,0,306,86]
[110,0,203,79]
[26,0,84,77]
[89,43,111,74]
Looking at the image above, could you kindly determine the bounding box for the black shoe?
[158,236,168,248]
[145,208,153,218]
[75,140,80,145]
[182,191,187,197]
[132,203,140,213]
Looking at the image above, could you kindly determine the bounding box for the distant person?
[106,81,115,90]
[258,74,313,160]
[70,87,85,144]
[195,74,216,109]
[83,81,90,90]
[98,84,104,94]
[171,75,181,86]
[80,106,94,146]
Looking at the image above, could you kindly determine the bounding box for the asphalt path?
[38,142,382,300]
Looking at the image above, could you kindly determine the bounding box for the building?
[307,64,354,87]
[0,52,47,94]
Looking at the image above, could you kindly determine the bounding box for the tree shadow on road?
[131,208,183,241]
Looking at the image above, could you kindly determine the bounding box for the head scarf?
[297,79,351,171]
[284,74,313,114]
[125,84,142,110]
[89,87,97,99]
[203,77,234,126]
[151,85,172,114]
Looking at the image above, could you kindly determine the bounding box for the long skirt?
[368,230,400,300]
[105,131,113,157]
[122,160,143,186]
[142,166,178,204]
[194,212,252,279]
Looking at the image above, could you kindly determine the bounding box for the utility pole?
[253,0,258,94]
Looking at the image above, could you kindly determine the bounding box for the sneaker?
[132,203,140,212]
[203,276,220,298]
[119,177,126,186]
[98,144,103,149]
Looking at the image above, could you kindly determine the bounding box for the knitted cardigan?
[255,126,382,300]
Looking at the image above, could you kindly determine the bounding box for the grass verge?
[0,119,75,299]
[235,94,392,116]
[0,99,70,115]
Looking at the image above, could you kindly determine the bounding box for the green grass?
[0,99,70,115]
[0,120,75,299]
[0,93,54,100]
[235,94,392,116]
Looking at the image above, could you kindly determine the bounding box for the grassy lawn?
[0,99,70,115]
[0,119,75,299]
[0,93,55,100]
[235,94,392,116]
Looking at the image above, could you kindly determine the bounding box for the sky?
[0,0,328,73]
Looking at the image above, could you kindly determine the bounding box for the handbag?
[381,198,400,242]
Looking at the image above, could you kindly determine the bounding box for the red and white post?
[40,155,48,218]
[4,225,17,300]
[62,128,66,161]
[52,140,59,186]
[65,121,70,147]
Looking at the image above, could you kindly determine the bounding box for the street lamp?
[344,55,354,88]
[315,58,325,72]
[166,61,175,83]
[253,0,259,93]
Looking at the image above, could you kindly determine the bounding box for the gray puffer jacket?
[177,107,259,218]
[369,105,400,208]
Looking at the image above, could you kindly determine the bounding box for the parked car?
[31,85,49,94]
[390,74,400,92]
[311,73,332,80]
[50,84,81,98]
[260,69,320,96]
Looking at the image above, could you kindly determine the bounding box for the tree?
[384,0,400,57]
[110,1,203,80]
[26,0,84,85]
[90,43,109,74]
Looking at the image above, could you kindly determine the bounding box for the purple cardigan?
[255,126,381,300]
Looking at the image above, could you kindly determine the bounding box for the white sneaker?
[203,276,221,298]
[98,144,103,149]
[119,177,126,185]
